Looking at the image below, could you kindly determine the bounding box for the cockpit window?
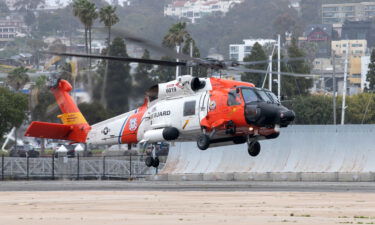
[257,90,272,103]
[265,91,280,104]
[227,90,241,106]
[241,88,279,104]
[241,88,259,103]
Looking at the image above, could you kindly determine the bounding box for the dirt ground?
[0,191,375,225]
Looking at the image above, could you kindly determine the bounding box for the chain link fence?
[0,155,161,180]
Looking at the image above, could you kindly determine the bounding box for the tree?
[289,95,334,124]
[241,43,268,87]
[181,37,207,77]
[73,0,98,98]
[0,88,28,142]
[102,37,131,114]
[133,49,156,98]
[162,22,189,50]
[282,38,312,98]
[0,1,9,12]
[73,0,98,54]
[7,67,30,91]
[14,0,45,30]
[78,101,112,124]
[14,0,45,11]
[366,49,375,91]
[300,0,322,25]
[99,5,120,108]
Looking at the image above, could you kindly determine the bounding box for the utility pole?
[341,42,349,125]
[268,55,273,91]
[176,45,180,79]
[277,34,281,100]
[332,50,337,125]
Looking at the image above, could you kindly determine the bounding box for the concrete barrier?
[156,125,375,181]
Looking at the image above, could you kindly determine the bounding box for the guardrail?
[0,154,161,180]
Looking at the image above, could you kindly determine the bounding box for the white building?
[229,39,276,62]
[361,55,370,90]
[164,0,243,23]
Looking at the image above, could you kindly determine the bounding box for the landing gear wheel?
[145,156,154,167]
[152,157,160,168]
[248,141,261,157]
[197,134,210,150]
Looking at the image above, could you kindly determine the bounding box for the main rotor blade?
[96,27,199,63]
[239,57,308,66]
[229,67,340,78]
[43,52,187,67]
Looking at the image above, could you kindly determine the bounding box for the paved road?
[1,180,375,192]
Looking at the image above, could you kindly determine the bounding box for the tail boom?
[25,79,91,143]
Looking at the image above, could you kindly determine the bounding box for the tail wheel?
[248,141,261,157]
[152,157,160,168]
[197,134,210,150]
[145,156,154,167]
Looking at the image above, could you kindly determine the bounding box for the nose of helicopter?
[244,102,295,127]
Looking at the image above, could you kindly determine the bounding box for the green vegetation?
[366,49,375,91]
[241,42,268,87]
[0,87,28,140]
[99,5,120,108]
[7,67,30,91]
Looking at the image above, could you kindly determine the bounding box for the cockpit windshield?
[241,88,279,104]
[265,91,280,104]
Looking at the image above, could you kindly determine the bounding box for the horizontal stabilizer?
[25,121,72,140]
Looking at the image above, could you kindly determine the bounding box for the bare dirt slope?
[0,191,375,225]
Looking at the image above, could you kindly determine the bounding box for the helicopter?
[24,28,307,168]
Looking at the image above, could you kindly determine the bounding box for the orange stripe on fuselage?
[120,104,147,144]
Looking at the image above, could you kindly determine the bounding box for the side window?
[183,101,196,116]
[242,88,259,103]
[227,90,241,106]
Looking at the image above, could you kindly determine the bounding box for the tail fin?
[25,80,91,143]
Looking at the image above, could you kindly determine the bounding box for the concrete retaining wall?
[152,125,375,181]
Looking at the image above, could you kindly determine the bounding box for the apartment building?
[331,39,367,56]
[164,0,243,23]
[0,15,24,44]
[322,0,375,25]
[229,39,276,62]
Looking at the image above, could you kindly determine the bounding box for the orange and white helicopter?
[25,30,301,168]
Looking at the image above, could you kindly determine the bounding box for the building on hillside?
[331,39,369,93]
[0,15,25,45]
[164,0,243,23]
[361,55,370,89]
[229,39,276,62]
[311,57,345,95]
[331,39,368,57]
[322,0,375,25]
[305,24,335,57]
[348,55,363,93]
[341,20,375,48]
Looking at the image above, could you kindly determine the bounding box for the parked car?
[9,145,40,158]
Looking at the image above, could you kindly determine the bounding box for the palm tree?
[162,22,190,77]
[162,22,189,50]
[99,5,119,108]
[99,5,119,47]
[73,0,98,54]
[7,67,30,91]
[73,0,98,97]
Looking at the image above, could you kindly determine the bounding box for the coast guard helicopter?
[25,29,300,167]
